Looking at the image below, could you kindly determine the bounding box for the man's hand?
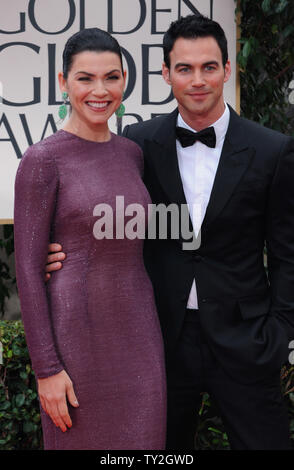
[37,370,79,432]
[45,243,66,281]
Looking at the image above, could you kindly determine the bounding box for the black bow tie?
[175,126,216,148]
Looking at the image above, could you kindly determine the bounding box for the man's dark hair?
[163,14,228,69]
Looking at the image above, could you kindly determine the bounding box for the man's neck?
[178,101,226,132]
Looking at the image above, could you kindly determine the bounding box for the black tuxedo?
[123,106,294,449]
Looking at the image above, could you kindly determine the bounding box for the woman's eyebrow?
[74,71,95,76]
[74,69,121,76]
[105,69,122,75]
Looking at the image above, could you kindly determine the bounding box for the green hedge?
[237,0,294,135]
[0,320,43,450]
[0,320,293,450]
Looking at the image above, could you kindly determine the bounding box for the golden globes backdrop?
[0,0,237,222]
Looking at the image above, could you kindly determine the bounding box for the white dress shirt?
[176,103,230,309]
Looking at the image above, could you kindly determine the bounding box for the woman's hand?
[37,369,79,432]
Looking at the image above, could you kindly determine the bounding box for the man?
[46,15,293,449]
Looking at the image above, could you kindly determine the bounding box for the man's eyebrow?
[203,60,219,66]
[174,62,191,70]
[174,60,220,69]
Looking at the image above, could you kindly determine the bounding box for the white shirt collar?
[177,102,230,145]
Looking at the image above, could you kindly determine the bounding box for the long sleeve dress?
[14,129,166,450]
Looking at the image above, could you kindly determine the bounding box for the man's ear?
[162,62,171,85]
[224,60,231,83]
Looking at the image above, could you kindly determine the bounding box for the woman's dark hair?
[163,14,228,69]
[62,27,124,78]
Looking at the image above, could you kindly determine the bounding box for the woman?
[14,28,166,450]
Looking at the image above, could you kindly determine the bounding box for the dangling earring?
[58,92,69,120]
[115,98,125,133]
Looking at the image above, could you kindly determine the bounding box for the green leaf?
[5,420,14,431]
[15,394,25,407]
[19,371,28,380]
[260,113,270,125]
[282,25,294,38]
[23,421,36,433]
[275,0,288,13]
[0,401,11,411]
[262,0,272,12]
[208,426,223,434]
[242,40,251,58]
[12,344,21,356]
[7,349,12,358]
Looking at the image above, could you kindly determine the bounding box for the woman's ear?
[58,72,68,94]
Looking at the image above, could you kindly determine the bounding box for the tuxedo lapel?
[202,108,255,230]
[144,109,187,207]
[144,106,255,237]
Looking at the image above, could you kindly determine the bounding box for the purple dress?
[14,130,166,450]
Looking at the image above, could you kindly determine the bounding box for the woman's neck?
[63,117,111,143]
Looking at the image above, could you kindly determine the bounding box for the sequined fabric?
[14,130,166,450]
